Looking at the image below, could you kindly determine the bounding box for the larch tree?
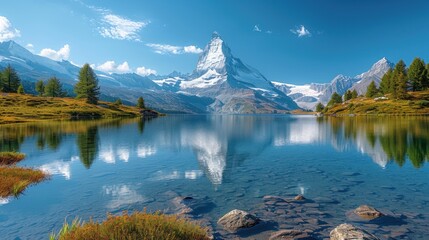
[315,102,324,112]
[75,64,100,105]
[365,81,378,98]
[328,92,342,106]
[379,69,393,94]
[408,57,427,91]
[35,80,45,96]
[137,96,145,109]
[44,77,65,97]
[351,90,358,99]
[1,65,21,93]
[391,60,407,99]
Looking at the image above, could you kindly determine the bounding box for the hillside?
[0,93,141,124]
[323,91,429,116]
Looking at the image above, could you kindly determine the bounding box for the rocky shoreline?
[165,192,423,239]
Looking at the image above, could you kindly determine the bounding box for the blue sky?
[1,0,429,84]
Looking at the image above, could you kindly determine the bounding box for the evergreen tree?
[1,65,21,93]
[344,90,352,101]
[75,64,100,105]
[17,84,24,94]
[35,80,45,96]
[365,81,378,98]
[351,89,358,99]
[137,96,145,109]
[408,57,427,91]
[44,77,65,97]
[391,60,407,99]
[315,102,324,112]
[396,72,409,99]
[114,98,122,106]
[328,92,342,106]
[379,69,393,94]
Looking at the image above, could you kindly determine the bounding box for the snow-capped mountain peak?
[195,32,232,75]
[355,57,393,79]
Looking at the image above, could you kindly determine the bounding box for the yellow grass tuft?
[0,152,26,165]
[50,211,210,240]
[0,166,48,198]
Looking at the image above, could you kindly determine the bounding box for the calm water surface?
[0,115,428,239]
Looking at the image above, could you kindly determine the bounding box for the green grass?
[0,152,26,165]
[0,93,142,124]
[50,212,210,240]
[324,90,429,116]
[0,166,48,198]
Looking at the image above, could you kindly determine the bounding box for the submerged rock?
[354,205,384,220]
[294,194,306,201]
[269,229,316,240]
[217,209,259,232]
[172,196,215,215]
[330,223,379,240]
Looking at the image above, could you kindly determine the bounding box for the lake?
[0,115,428,239]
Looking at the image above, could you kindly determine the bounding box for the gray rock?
[330,223,379,240]
[269,229,316,240]
[217,209,259,232]
[354,205,384,220]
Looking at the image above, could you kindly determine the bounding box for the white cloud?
[0,16,21,42]
[99,14,148,41]
[25,43,34,52]
[146,43,181,54]
[39,44,70,61]
[266,30,272,34]
[290,25,311,37]
[183,45,203,54]
[146,43,202,55]
[96,60,131,73]
[136,66,157,76]
[253,25,261,32]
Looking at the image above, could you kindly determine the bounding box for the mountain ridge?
[0,37,393,112]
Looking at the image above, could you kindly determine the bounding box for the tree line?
[0,63,146,108]
[316,57,429,112]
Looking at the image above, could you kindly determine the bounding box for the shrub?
[50,211,210,240]
[417,100,429,108]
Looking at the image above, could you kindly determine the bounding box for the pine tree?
[315,102,324,112]
[408,57,427,91]
[137,96,145,109]
[379,69,393,94]
[17,84,24,94]
[344,90,352,101]
[391,60,407,99]
[396,72,408,99]
[44,77,65,97]
[75,64,100,105]
[35,80,45,96]
[1,65,21,93]
[351,90,358,99]
[423,63,429,90]
[328,92,342,106]
[365,81,378,98]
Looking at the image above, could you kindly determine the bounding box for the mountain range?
[0,33,393,112]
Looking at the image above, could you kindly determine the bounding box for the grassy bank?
[0,93,141,124]
[0,166,47,198]
[323,90,429,116]
[0,152,26,165]
[0,151,48,198]
[50,212,210,240]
